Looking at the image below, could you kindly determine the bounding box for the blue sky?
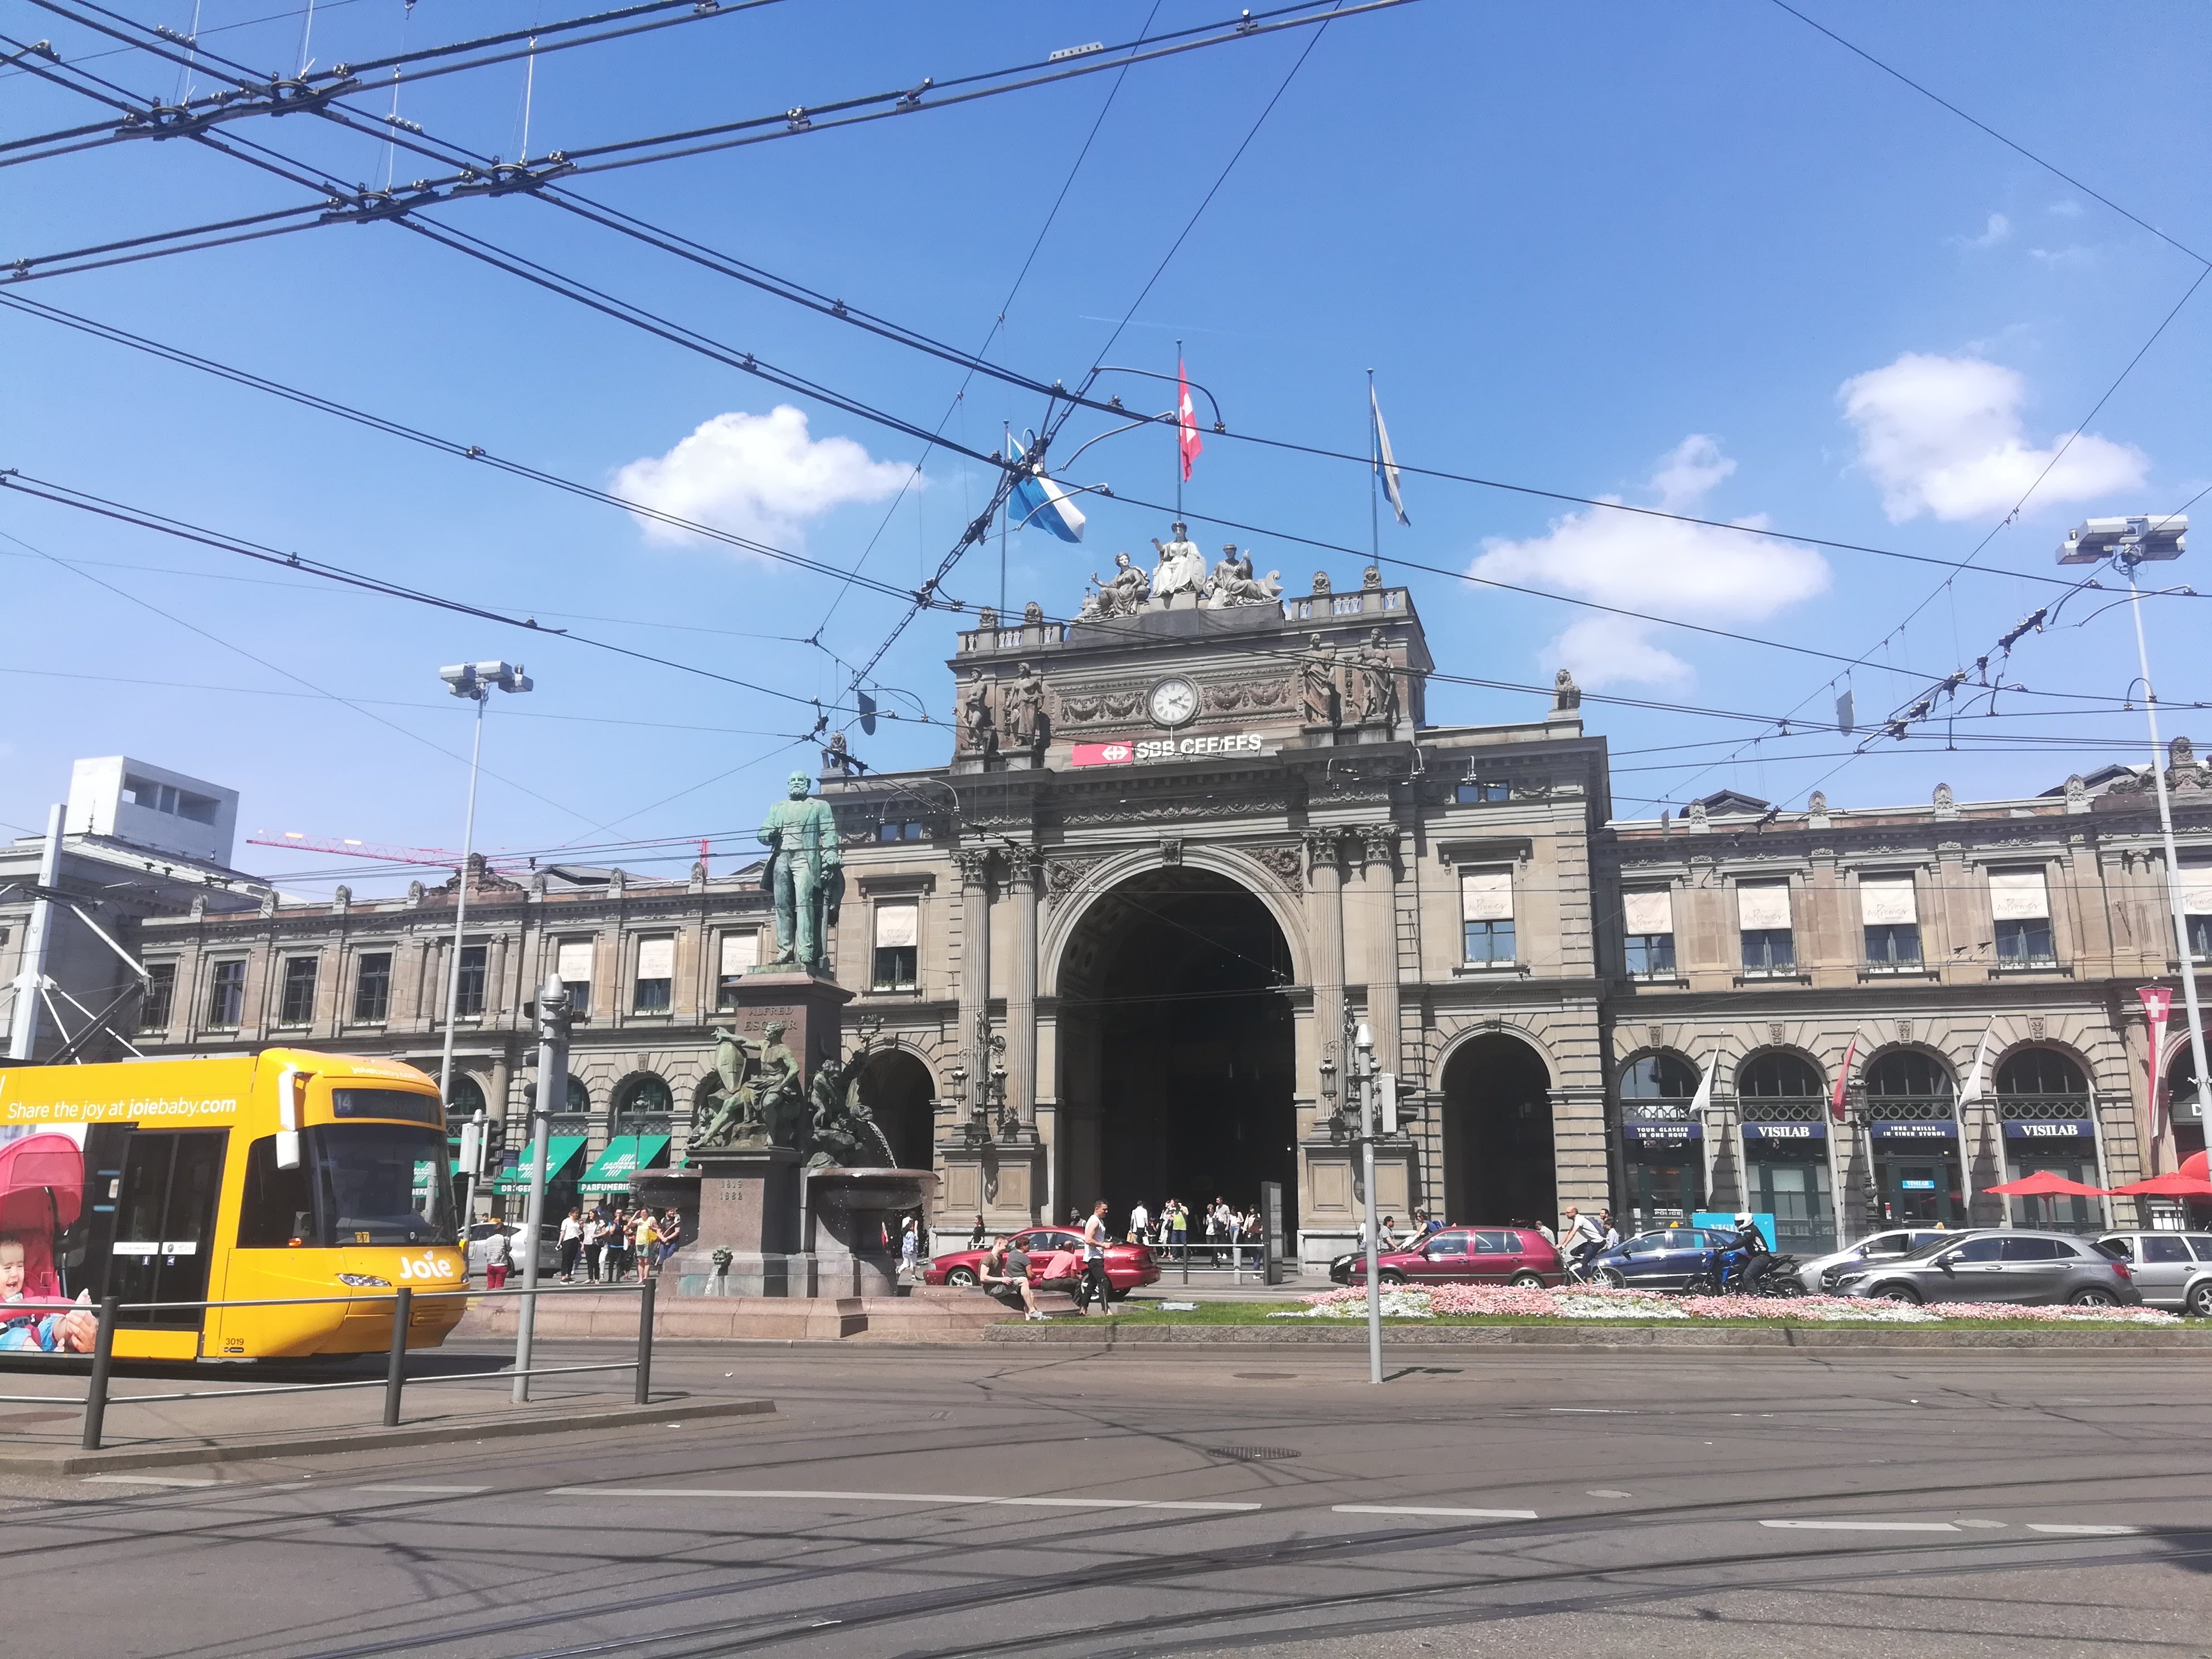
[4,0,2207,893]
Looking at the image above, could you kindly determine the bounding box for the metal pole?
[1357,1023,1381,1386]
[2125,561,2212,1162]
[436,691,487,1116]
[6,803,65,1061]
[383,1286,411,1427]
[634,1276,656,1405]
[1367,367,1379,568]
[80,1295,119,1451]
[515,973,569,1403]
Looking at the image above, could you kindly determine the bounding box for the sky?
[3,0,2208,895]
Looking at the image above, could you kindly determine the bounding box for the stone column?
[1005,846,1040,1128]
[1304,829,1348,1107]
[952,848,994,1107]
[1357,823,1401,1075]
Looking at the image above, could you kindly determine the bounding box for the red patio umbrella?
[2106,1170,2212,1197]
[1982,1170,2109,1197]
[2184,1151,2209,1182]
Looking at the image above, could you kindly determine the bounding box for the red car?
[926,1226,1161,1298]
[1328,1225,1564,1288]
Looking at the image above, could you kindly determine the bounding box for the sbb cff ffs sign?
[1069,733,1267,767]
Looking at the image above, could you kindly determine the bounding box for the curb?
[0,1395,776,1477]
[981,1321,2212,1351]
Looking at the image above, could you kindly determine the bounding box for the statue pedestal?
[729,968,855,1076]
[643,1147,812,1297]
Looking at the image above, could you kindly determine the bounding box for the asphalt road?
[4,1340,2208,1658]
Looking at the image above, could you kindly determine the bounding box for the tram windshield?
[312,1123,453,1246]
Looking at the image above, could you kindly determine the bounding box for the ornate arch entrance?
[1440,1034,1556,1227]
[1054,868,1298,1235]
[853,1048,936,1171]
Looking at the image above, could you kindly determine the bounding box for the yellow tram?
[0,1050,466,1360]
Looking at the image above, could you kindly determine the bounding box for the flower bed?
[1274,1284,2180,1326]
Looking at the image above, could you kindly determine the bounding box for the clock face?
[1149,677,1199,728]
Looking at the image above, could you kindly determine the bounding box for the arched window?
[1621,1054,1699,1099]
[2167,1047,2203,1110]
[563,1076,591,1117]
[1738,1052,1823,1098]
[1864,1050,1954,1100]
[613,1073,674,1136]
[1996,1049,2088,1098]
[445,1073,485,1117]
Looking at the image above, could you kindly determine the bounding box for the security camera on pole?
[515,972,569,1404]
[2058,515,2211,1142]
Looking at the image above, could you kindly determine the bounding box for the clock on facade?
[1147,676,1199,729]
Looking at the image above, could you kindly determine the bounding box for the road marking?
[356,1485,492,1496]
[2027,1523,2140,1536]
[544,1487,1263,1512]
[1752,1530,1964,1539]
[1955,1519,2007,1529]
[81,1474,220,1488]
[1548,1408,1627,1414]
[1588,1490,1633,1499]
[1332,1505,1538,1520]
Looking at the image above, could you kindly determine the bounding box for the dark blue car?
[1585,1226,1739,1291]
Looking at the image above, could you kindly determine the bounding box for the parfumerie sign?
[1070,733,1268,767]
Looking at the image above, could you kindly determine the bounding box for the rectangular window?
[1865,923,1923,967]
[2182,865,2211,959]
[872,900,920,990]
[1741,929,1796,973]
[1857,873,1920,968]
[1456,780,1510,804]
[1738,881,1793,973]
[633,935,674,1012]
[278,956,318,1025]
[1989,868,2053,964]
[1460,868,1515,964]
[2191,914,2212,963]
[1622,890,1674,976]
[352,952,392,1023]
[205,959,246,1027]
[716,929,759,1008]
[454,943,488,1017]
[876,821,927,842]
[556,938,594,1018]
[139,961,176,1032]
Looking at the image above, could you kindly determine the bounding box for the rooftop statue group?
[692,1023,895,1171]
[1079,523,1282,619]
[1297,626,1400,731]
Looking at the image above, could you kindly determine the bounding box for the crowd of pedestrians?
[1120,1197,1263,1262]
[551,1202,683,1283]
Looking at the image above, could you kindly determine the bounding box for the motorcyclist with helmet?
[1722,1211,1772,1293]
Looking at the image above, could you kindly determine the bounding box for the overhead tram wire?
[0,469,918,722]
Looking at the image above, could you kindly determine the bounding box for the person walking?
[484,1223,511,1291]
[580,1209,603,1283]
[967,1214,989,1250]
[900,1215,921,1280]
[1127,1200,1149,1245]
[557,1209,583,1283]
[1079,1199,1114,1314]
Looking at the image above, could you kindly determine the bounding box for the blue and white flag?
[1006,435,1086,545]
[1371,385,1410,527]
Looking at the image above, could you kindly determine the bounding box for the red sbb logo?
[1070,742,1134,767]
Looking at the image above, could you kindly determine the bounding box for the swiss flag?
[1177,357,1202,482]
[1070,741,1135,768]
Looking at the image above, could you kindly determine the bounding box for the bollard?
[634,1277,656,1405]
[383,1287,412,1428]
[80,1296,120,1452]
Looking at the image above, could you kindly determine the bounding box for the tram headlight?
[337,1274,392,1288]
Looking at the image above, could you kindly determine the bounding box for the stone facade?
[111,570,2212,1261]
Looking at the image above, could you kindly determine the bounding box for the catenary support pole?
[1357,1020,1381,1385]
[2126,562,2212,1161]
[515,974,569,1403]
[435,691,488,1118]
[6,804,65,1060]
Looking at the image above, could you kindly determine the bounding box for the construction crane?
[245,831,524,874]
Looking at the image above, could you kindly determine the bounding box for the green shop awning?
[489,1134,588,1193]
[578,1134,672,1195]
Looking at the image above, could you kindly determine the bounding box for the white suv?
[2095,1231,2212,1316]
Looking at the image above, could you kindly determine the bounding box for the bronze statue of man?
[759,772,843,974]
[752,1020,805,1144]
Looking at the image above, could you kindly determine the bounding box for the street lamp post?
[1355,1020,1382,1386]
[2059,516,2211,1151]
[434,660,531,1230]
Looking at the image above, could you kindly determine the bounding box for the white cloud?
[1951,212,2010,248]
[1468,436,1830,691]
[612,406,912,549]
[1838,352,2147,523]
[2049,200,2083,217]
[2029,244,2095,268]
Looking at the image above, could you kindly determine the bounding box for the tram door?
[106,1130,227,1330]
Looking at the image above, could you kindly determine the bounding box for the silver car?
[2095,1232,2212,1316]
[1803,1227,1952,1294]
[1833,1229,2139,1307]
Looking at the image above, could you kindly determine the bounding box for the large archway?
[1439,1035,1555,1228]
[1056,868,1297,1235]
[853,1048,936,1171]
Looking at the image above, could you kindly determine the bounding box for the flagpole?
[1000,421,1010,614]
[1367,368,1379,568]
[1175,339,1183,520]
